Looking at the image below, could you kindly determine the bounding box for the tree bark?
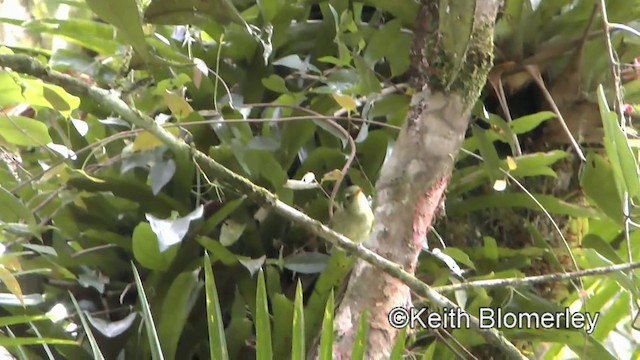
[330,1,502,358]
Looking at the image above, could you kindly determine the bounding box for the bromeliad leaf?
[148,158,176,195]
[238,255,266,276]
[145,205,204,252]
[220,219,246,246]
[85,312,137,338]
[283,252,330,274]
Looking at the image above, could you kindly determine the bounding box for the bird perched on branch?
[305,185,374,346]
[328,185,374,250]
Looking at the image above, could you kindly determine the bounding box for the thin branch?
[243,102,356,219]
[433,260,640,293]
[524,65,586,161]
[0,54,525,360]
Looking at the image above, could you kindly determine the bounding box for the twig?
[433,260,640,293]
[524,65,586,161]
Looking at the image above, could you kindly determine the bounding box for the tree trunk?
[328,1,502,358]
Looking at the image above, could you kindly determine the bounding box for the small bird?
[328,185,374,249]
[305,185,374,347]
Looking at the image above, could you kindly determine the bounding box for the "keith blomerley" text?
[387,307,599,334]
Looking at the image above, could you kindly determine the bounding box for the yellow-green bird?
[305,185,374,344]
[328,185,374,249]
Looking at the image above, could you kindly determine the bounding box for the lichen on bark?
[411,0,496,106]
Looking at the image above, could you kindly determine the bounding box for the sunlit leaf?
[0,115,51,146]
[145,205,204,252]
[0,267,22,306]
[131,128,180,152]
[163,91,194,119]
[332,93,357,111]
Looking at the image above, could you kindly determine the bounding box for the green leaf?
[354,55,381,95]
[582,234,624,264]
[351,310,368,360]
[204,252,229,360]
[0,115,51,147]
[505,328,615,360]
[0,267,22,307]
[509,151,567,178]
[291,281,305,360]
[0,314,49,327]
[597,85,640,201]
[145,0,246,27]
[581,248,639,297]
[85,0,150,61]
[67,172,188,215]
[255,269,273,360]
[198,237,239,266]
[0,337,76,347]
[448,193,599,218]
[271,293,294,359]
[283,252,329,274]
[243,150,289,189]
[304,250,353,345]
[0,187,36,228]
[318,290,335,360]
[364,0,417,26]
[0,71,24,107]
[132,223,175,271]
[262,74,288,93]
[280,120,316,168]
[438,1,475,87]
[363,19,411,77]
[20,18,120,55]
[590,285,629,341]
[131,262,165,360]
[158,270,201,359]
[199,197,245,236]
[509,111,556,134]
[21,77,79,116]
[580,152,624,222]
[483,236,499,261]
[441,247,476,270]
[472,125,502,184]
[356,130,390,183]
[226,289,252,358]
[389,328,407,360]
[258,0,279,23]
